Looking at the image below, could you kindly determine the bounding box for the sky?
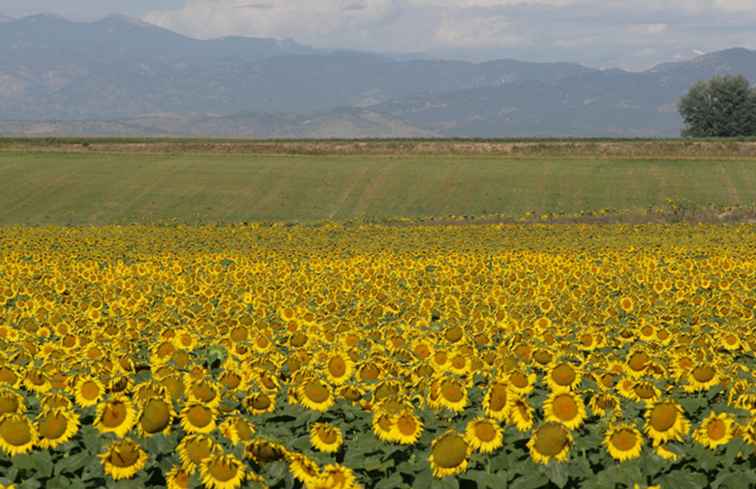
[3,1,756,70]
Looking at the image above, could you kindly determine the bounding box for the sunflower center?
[208,459,239,482]
[510,372,529,388]
[552,395,578,421]
[187,406,213,428]
[633,384,656,399]
[192,383,216,403]
[39,413,67,440]
[706,419,727,440]
[628,352,649,371]
[396,415,418,436]
[80,381,101,400]
[110,443,140,468]
[360,363,380,381]
[432,434,468,468]
[0,368,17,385]
[552,364,576,386]
[0,417,32,446]
[445,326,463,343]
[328,357,347,378]
[610,429,638,451]
[290,333,307,347]
[533,350,552,365]
[0,396,19,415]
[230,326,248,342]
[250,394,271,411]
[234,419,254,441]
[692,366,715,383]
[441,381,464,403]
[185,438,212,463]
[317,427,339,444]
[141,399,171,434]
[649,403,678,432]
[534,423,568,456]
[488,384,508,411]
[101,402,128,428]
[474,422,497,442]
[640,325,654,337]
[303,381,329,403]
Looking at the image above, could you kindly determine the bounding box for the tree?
[678,75,756,137]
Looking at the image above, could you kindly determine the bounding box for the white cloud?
[143,0,756,69]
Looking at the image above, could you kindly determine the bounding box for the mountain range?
[1,14,755,138]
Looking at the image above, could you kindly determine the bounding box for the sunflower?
[0,413,36,456]
[619,296,635,313]
[219,416,256,445]
[390,411,423,445]
[544,391,586,430]
[589,392,620,417]
[245,392,276,415]
[95,396,136,438]
[0,389,24,416]
[507,370,536,395]
[482,381,510,421]
[75,377,105,408]
[99,438,148,481]
[428,431,470,478]
[654,443,680,462]
[693,411,735,449]
[36,407,79,449]
[629,381,661,405]
[684,364,720,392]
[325,353,354,385]
[645,401,690,446]
[437,378,468,412]
[604,424,644,462]
[287,452,321,485]
[528,421,572,464]
[166,465,191,489]
[309,463,360,489]
[508,396,534,432]
[180,403,217,434]
[465,417,504,454]
[138,397,173,437]
[245,438,288,465]
[200,453,246,489]
[177,434,219,472]
[547,362,582,392]
[372,413,397,442]
[188,380,221,408]
[298,379,335,412]
[625,350,650,378]
[310,423,343,453]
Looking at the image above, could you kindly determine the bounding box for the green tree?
[678,74,756,137]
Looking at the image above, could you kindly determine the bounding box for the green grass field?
[0,145,755,225]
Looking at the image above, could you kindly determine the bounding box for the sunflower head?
[0,413,36,456]
[310,422,344,453]
[464,417,504,454]
[200,453,246,489]
[429,431,470,478]
[604,424,644,461]
[528,421,572,464]
[99,438,148,481]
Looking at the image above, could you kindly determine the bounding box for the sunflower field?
[0,223,753,489]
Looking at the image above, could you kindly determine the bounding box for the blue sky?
[3,1,756,70]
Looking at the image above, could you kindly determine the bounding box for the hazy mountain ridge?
[0,15,755,137]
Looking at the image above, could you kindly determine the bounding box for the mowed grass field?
[0,142,755,225]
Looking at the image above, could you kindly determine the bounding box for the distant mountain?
[0,14,755,137]
[0,14,594,119]
[372,48,756,137]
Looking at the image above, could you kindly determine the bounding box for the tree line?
[679,75,756,137]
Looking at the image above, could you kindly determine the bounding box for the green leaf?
[509,471,550,489]
[376,473,404,489]
[465,470,508,489]
[660,470,708,489]
[412,469,434,489]
[712,470,756,489]
[13,451,54,479]
[430,477,459,489]
[54,451,92,475]
[542,462,569,489]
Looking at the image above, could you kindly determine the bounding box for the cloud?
[143,0,756,69]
